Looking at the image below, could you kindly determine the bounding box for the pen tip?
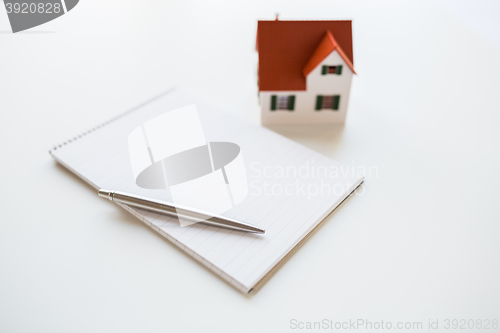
[251,227,266,234]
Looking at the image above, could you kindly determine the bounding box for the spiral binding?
[48,89,175,155]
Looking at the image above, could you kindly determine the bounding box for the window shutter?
[287,96,295,111]
[336,65,343,75]
[333,95,340,110]
[270,95,277,111]
[315,95,323,110]
[321,66,327,75]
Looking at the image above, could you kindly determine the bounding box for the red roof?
[256,20,354,91]
[302,30,356,76]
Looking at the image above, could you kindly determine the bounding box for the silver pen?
[98,189,265,234]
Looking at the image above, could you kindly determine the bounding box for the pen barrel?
[111,191,206,223]
[105,190,264,234]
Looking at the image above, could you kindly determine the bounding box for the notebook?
[50,89,364,293]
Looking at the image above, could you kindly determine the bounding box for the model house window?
[270,95,295,111]
[321,65,343,75]
[315,95,340,110]
[277,95,289,109]
[322,96,334,109]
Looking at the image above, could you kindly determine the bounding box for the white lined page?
[51,90,363,292]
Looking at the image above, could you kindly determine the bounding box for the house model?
[256,19,356,125]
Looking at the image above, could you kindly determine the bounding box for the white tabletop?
[1,1,499,332]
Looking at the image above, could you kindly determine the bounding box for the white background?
[1,1,499,332]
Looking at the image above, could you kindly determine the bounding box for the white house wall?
[260,50,353,125]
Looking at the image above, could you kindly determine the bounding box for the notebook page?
[51,90,363,292]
